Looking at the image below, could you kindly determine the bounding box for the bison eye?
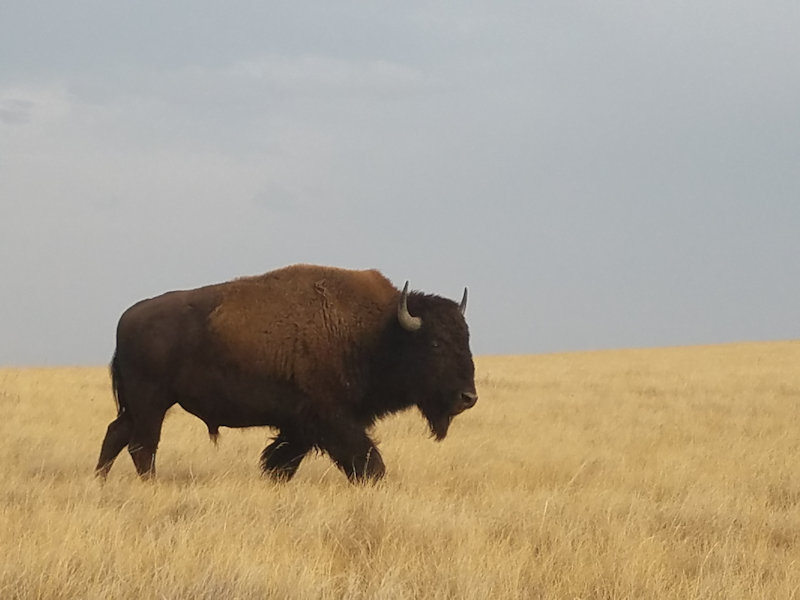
[431,339,440,349]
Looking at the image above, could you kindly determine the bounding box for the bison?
[95,264,477,483]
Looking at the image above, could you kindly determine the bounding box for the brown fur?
[209,265,397,402]
[95,264,477,483]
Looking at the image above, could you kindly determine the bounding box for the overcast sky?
[1,1,799,365]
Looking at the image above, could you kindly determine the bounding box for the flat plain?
[1,341,799,599]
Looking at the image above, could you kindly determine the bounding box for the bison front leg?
[320,427,386,483]
[260,434,311,481]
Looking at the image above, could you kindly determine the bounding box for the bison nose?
[461,391,478,410]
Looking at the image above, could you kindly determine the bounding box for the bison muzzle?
[95,264,477,483]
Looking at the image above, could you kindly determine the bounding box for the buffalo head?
[396,282,477,440]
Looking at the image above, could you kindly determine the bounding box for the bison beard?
[94,264,477,484]
[418,403,452,441]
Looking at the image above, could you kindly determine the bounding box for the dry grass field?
[1,341,799,599]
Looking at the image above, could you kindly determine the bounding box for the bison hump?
[207,265,397,387]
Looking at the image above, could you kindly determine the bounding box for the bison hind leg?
[126,406,169,479]
[95,414,133,479]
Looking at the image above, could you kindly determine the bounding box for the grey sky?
[1,1,799,365]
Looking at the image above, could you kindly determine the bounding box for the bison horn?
[459,287,468,315]
[398,281,422,332]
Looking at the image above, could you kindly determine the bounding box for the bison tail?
[109,350,128,418]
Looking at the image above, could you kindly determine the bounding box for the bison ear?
[459,287,468,315]
[398,281,423,332]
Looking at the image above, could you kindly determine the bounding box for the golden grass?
[2,341,800,599]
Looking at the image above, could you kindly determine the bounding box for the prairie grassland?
[1,341,799,599]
